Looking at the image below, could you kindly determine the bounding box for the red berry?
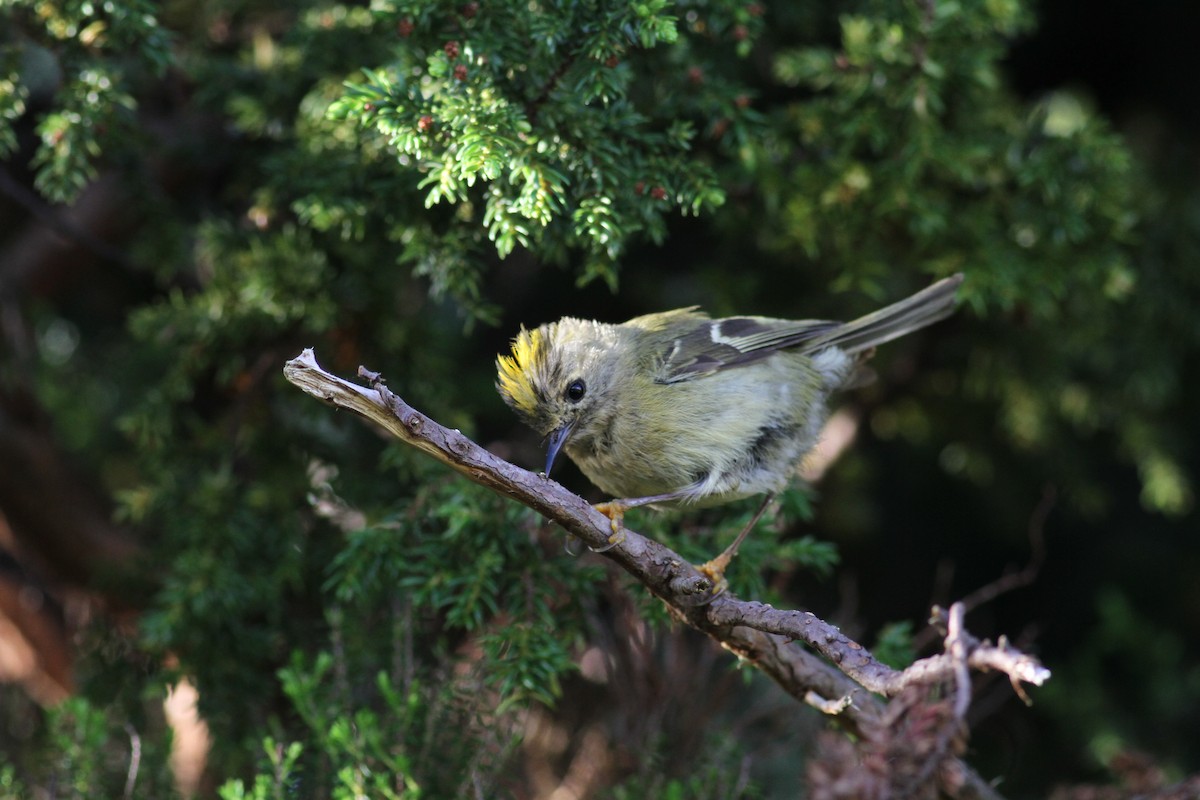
[747,3,765,17]
[605,55,620,68]
[735,94,751,109]
[634,181,646,195]
[444,40,460,59]
[732,24,749,41]
[363,102,375,112]
[453,64,468,81]
[418,115,434,132]
[650,186,667,200]
[687,66,704,85]
[461,2,478,18]
[397,18,413,37]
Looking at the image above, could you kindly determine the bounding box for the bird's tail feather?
[807,273,965,356]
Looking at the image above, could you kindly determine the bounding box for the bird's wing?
[630,275,964,384]
[629,309,839,384]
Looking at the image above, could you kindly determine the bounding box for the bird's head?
[496,319,620,475]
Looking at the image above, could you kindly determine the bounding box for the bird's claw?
[590,501,628,552]
[687,492,775,601]
[693,554,732,602]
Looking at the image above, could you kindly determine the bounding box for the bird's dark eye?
[565,379,586,403]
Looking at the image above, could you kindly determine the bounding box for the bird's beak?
[545,421,575,476]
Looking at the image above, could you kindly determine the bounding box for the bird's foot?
[691,493,778,602]
[694,551,734,600]
[590,500,629,552]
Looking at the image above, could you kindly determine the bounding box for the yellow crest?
[496,327,545,416]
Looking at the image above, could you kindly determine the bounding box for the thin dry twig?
[946,602,973,721]
[914,485,1054,652]
[957,485,1053,612]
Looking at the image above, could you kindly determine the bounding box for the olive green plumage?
[497,274,964,508]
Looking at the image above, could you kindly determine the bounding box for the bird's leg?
[591,490,691,552]
[696,493,777,596]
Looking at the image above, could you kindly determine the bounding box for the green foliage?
[324,0,754,283]
[217,739,305,800]
[0,764,28,800]
[326,458,594,708]
[0,695,176,799]
[272,657,448,799]
[1,0,171,201]
[608,731,763,799]
[871,620,916,669]
[3,0,1199,797]
[750,3,1192,521]
[1038,587,1200,778]
[759,1,1191,521]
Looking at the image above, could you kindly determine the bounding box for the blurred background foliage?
[0,0,1197,797]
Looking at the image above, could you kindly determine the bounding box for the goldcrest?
[497,274,964,519]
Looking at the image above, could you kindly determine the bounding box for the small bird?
[497,274,964,578]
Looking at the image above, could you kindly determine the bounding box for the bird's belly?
[568,363,827,503]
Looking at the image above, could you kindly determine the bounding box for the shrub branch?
[284,348,1050,800]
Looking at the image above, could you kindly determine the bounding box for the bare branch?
[946,602,973,720]
[913,485,1054,652]
[954,485,1053,612]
